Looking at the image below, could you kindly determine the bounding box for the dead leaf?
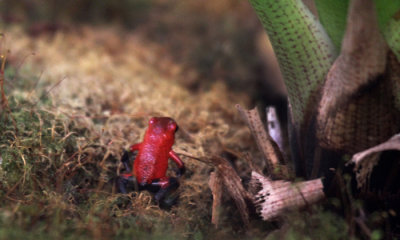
[211,156,252,227]
[181,153,251,227]
[351,134,400,188]
[317,0,400,153]
[388,51,400,111]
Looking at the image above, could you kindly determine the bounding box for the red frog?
[118,117,185,207]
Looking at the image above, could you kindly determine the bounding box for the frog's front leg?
[147,177,180,209]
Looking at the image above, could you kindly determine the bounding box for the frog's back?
[133,117,177,184]
[134,140,170,184]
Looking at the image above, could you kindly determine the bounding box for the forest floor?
[0,1,380,239]
[0,23,267,239]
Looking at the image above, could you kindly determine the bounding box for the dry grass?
[0,23,265,239]
[0,1,376,238]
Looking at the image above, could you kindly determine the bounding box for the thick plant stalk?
[250,0,400,134]
[251,171,324,221]
[249,0,336,131]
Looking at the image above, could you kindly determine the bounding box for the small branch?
[0,53,7,109]
[236,104,289,179]
[173,150,213,166]
[209,171,223,228]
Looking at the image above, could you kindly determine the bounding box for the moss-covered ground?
[0,1,390,239]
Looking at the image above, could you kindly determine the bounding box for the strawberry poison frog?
[117,117,185,207]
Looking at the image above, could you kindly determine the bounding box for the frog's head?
[147,117,179,137]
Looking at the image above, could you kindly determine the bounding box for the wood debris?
[180,152,252,227]
[351,134,400,188]
[236,104,289,179]
[208,171,223,228]
[250,171,324,221]
[210,156,252,227]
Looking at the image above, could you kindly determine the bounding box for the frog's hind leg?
[121,150,135,172]
[117,150,139,193]
[117,174,139,194]
[147,177,180,209]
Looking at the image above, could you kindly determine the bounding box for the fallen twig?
[236,104,289,179]
[208,171,223,228]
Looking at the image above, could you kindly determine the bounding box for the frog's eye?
[149,117,156,125]
[167,121,177,132]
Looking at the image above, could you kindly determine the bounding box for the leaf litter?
[0,24,266,238]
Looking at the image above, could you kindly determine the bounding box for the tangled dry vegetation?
[2,0,391,238]
[0,25,364,239]
[0,25,270,239]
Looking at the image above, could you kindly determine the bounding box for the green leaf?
[371,230,382,240]
[374,0,400,30]
[315,0,349,50]
[316,0,400,61]
[375,0,400,61]
[384,13,400,61]
[249,0,337,128]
